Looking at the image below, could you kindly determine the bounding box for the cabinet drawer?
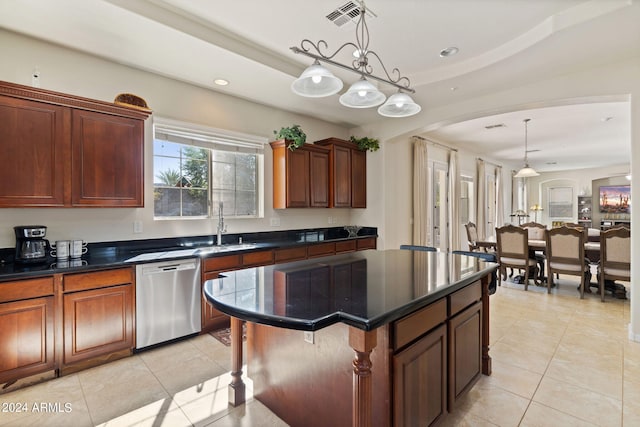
[274,247,307,263]
[203,254,242,272]
[242,250,274,267]
[0,277,54,303]
[393,299,447,351]
[356,237,376,250]
[64,268,134,293]
[307,242,336,258]
[335,240,357,253]
[449,281,481,317]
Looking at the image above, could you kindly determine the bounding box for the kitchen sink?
[195,243,261,255]
[124,243,261,263]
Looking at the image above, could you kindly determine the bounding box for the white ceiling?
[1,0,638,172]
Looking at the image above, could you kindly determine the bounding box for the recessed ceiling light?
[450,86,459,91]
[214,79,229,86]
[439,46,459,57]
[546,161,557,165]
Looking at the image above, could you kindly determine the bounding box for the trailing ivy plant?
[350,135,380,152]
[273,124,307,151]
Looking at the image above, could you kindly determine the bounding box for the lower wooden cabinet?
[202,254,243,331]
[448,301,482,409]
[61,268,135,371]
[0,296,55,384]
[393,324,447,427]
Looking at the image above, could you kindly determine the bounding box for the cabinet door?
[332,145,351,207]
[286,149,310,207]
[0,96,69,206]
[448,301,482,410]
[351,149,367,208]
[0,297,55,383]
[309,150,329,207]
[71,110,143,207]
[394,324,447,427]
[63,283,134,365]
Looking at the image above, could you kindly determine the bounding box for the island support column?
[228,316,246,406]
[348,327,377,427]
[482,273,492,375]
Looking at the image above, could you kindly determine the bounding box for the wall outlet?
[328,216,332,224]
[133,220,143,233]
[270,217,280,227]
[304,331,314,344]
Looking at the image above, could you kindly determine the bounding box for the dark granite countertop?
[0,226,377,281]
[203,250,498,332]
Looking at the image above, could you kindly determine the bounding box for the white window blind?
[153,117,266,154]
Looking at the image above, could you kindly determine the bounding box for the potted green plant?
[349,135,380,152]
[273,124,307,151]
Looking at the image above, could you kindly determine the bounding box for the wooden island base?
[226,274,492,427]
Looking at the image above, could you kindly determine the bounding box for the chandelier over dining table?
[290,1,421,118]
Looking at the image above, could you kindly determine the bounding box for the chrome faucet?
[216,201,227,245]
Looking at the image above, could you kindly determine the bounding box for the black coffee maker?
[14,225,49,264]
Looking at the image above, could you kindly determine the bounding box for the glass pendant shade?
[291,61,343,97]
[378,92,421,117]
[339,77,386,108]
[514,166,539,178]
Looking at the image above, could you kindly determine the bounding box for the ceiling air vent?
[326,1,376,28]
[484,123,506,130]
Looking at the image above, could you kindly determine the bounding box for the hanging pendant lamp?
[514,118,540,178]
[291,60,343,97]
[338,76,386,108]
[378,91,421,117]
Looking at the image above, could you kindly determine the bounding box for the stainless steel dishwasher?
[136,258,201,349]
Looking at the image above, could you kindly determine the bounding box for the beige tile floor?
[0,273,635,426]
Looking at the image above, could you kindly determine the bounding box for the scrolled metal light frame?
[290,4,415,94]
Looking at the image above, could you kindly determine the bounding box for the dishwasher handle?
[139,259,199,275]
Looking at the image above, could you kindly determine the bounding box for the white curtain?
[448,151,460,251]
[495,166,504,228]
[413,138,429,246]
[476,159,486,239]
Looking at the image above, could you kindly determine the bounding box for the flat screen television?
[599,185,631,213]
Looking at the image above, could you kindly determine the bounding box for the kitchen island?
[204,249,498,427]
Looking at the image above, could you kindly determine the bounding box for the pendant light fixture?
[291,60,343,97]
[378,90,421,117]
[514,118,540,178]
[290,1,420,117]
[339,76,385,108]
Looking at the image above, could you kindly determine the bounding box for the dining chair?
[399,245,437,252]
[495,225,538,290]
[465,222,480,251]
[597,226,630,302]
[465,222,495,253]
[545,226,590,298]
[520,222,547,279]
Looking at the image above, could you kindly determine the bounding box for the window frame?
[152,117,266,220]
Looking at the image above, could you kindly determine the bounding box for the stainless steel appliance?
[135,258,201,349]
[14,225,49,264]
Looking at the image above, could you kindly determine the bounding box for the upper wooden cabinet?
[270,139,329,209]
[0,96,69,206]
[0,80,151,208]
[71,110,144,206]
[314,138,367,208]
